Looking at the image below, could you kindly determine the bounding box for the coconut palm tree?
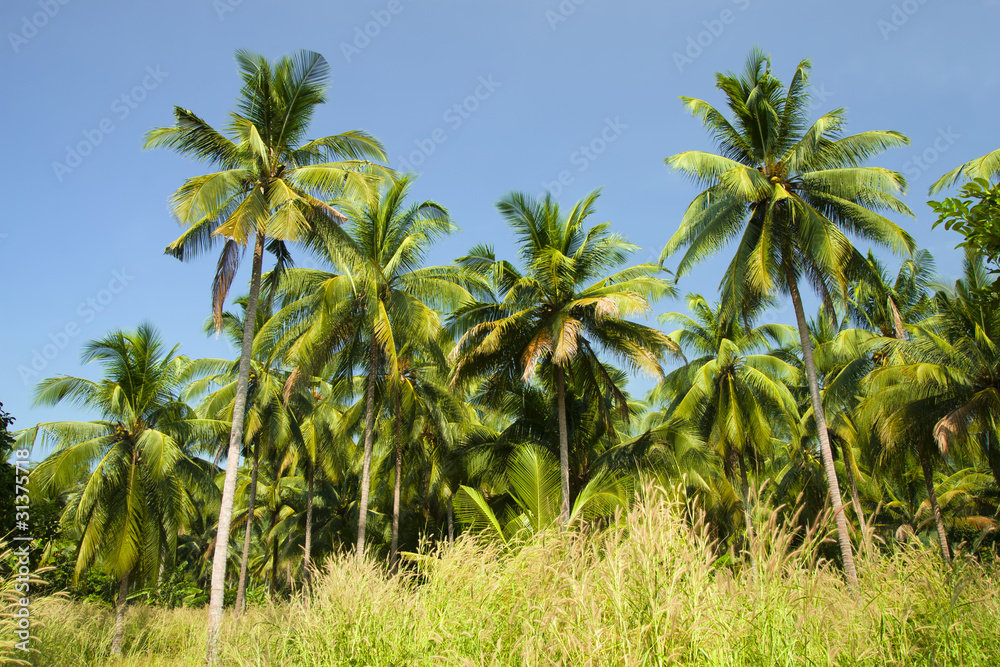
[660,49,915,587]
[863,254,1000,564]
[651,294,799,518]
[848,250,936,340]
[17,324,225,657]
[379,349,464,568]
[144,49,387,658]
[263,174,467,559]
[451,189,677,524]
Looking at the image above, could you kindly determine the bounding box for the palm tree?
[144,49,386,658]
[660,49,915,588]
[848,250,936,340]
[864,254,1000,563]
[265,174,467,559]
[651,294,799,521]
[17,324,225,657]
[451,189,677,524]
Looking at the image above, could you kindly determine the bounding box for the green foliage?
[930,178,1000,301]
[18,324,227,586]
[0,403,17,537]
[15,46,1000,665]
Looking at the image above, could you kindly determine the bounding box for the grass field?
[14,491,1000,666]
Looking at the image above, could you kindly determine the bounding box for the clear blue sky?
[2,0,997,439]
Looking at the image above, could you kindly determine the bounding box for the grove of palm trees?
[4,43,1000,666]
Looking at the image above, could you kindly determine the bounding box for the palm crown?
[662,48,915,313]
[451,189,677,522]
[145,49,387,326]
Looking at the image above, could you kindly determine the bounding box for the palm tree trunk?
[737,450,750,501]
[235,438,260,615]
[355,337,378,561]
[985,436,1000,490]
[737,450,756,561]
[919,450,952,565]
[421,464,431,520]
[207,230,265,662]
[555,364,571,525]
[110,571,129,657]
[390,393,403,572]
[786,266,859,590]
[842,447,869,552]
[268,509,279,601]
[304,458,314,583]
[723,447,736,484]
[447,495,454,543]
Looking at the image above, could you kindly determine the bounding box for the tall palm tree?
[264,174,467,559]
[451,190,677,524]
[144,49,386,658]
[660,49,915,588]
[17,324,225,657]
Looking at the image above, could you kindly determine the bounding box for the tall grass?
[27,488,1000,665]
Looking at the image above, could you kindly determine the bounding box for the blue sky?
[2,0,998,437]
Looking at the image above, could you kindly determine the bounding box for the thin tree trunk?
[786,265,859,591]
[555,364,571,525]
[235,438,260,615]
[110,571,129,657]
[985,436,1000,491]
[842,446,869,552]
[723,447,736,484]
[738,450,756,559]
[421,464,431,520]
[447,495,454,544]
[737,450,750,501]
[920,450,952,565]
[356,337,378,561]
[303,458,314,583]
[390,393,403,572]
[268,509,279,601]
[207,231,265,663]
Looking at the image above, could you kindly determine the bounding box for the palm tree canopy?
[19,324,227,583]
[451,189,678,401]
[144,49,388,328]
[661,48,916,316]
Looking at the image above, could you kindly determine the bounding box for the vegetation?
[7,48,1000,665]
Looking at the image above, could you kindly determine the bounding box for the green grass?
[18,490,1000,666]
